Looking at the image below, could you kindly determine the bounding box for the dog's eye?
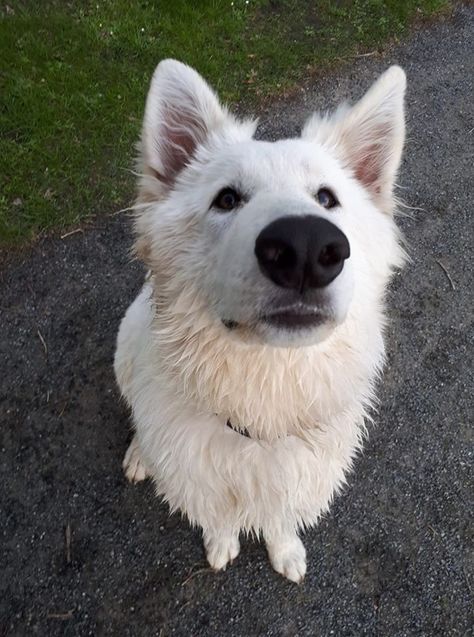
[316,188,339,209]
[213,188,240,211]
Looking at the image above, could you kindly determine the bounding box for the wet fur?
[114,60,406,582]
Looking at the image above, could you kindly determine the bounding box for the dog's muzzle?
[221,215,349,334]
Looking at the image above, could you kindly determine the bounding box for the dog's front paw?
[266,535,307,583]
[203,531,240,571]
[122,436,151,483]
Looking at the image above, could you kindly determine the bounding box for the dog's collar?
[226,419,292,441]
[226,419,251,438]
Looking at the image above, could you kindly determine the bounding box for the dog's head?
[134,60,406,347]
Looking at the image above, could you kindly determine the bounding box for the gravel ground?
[1,5,473,636]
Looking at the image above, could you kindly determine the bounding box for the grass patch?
[1,0,450,245]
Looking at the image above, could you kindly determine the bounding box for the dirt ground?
[1,5,472,636]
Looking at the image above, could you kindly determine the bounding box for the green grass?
[1,0,449,245]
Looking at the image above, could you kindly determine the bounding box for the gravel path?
[1,5,473,635]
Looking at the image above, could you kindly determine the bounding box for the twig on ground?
[354,51,378,58]
[47,610,73,620]
[337,50,377,62]
[427,524,440,538]
[109,201,151,217]
[60,228,84,239]
[109,206,132,217]
[463,564,472,594]
[181,565,212,586]
[37,329,48,357]
[435,259,455,291]
[58,399,69,418]
[180,600,192,612]
[65,523,72,564]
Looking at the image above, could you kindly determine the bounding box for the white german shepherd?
[114,60,406,582]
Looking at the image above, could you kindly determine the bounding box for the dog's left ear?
[303,66,406,212]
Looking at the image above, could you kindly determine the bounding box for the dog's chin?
[221,309,339,348]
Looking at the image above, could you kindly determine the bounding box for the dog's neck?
[150,281,382,441]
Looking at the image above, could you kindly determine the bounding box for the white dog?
[114,60,406,582]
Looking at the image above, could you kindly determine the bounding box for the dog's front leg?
[122,428,240,570]
[123,387,249,570]
[203,528,240,571]
[265,529,307,584]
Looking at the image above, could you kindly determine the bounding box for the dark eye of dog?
[213,188,240,211]
[316,188,339,209]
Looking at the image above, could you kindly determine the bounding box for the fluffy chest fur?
[150,281,384,441]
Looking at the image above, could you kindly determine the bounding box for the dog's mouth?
[262,309,326,329]
[222,305,330,332]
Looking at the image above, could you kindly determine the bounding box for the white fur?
[115,60,406,582]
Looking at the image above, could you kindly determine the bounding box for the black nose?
[255,215,350,291]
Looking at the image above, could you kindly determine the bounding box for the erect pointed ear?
[140,59,253,193]
[302,66,406,212]
[140,59,228,186]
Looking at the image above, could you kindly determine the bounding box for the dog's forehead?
[224,137,320,168]
[211,137,339,188]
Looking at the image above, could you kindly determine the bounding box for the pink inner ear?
[349,122,390,193]
[159,105,204,184]
[353,142,383,191]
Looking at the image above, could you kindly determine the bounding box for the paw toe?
[204,534,240,571]
[122,439,150,483]
[267,536,307,583]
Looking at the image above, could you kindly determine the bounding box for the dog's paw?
[266,535,307,583]
[122,437,151,483]
[203,531,240,571]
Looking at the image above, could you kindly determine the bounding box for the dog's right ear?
[140,60,249,194]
